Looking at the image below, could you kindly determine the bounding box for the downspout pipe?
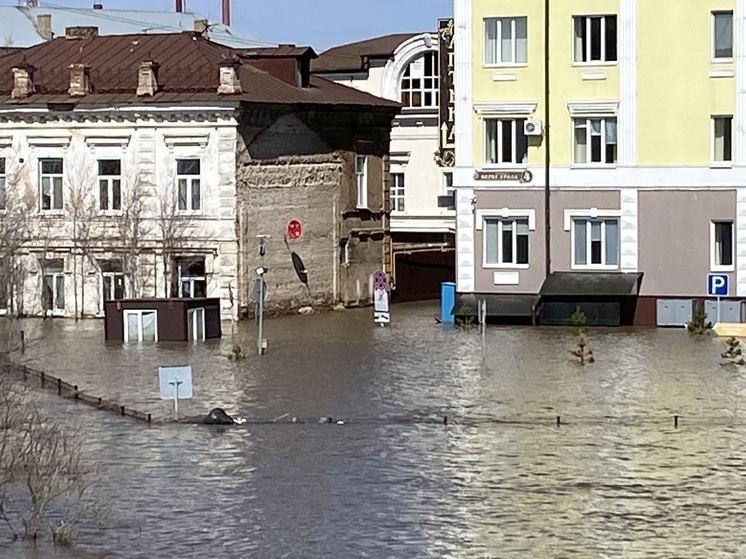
[543,0,551,280]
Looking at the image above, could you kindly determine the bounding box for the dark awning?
[539,272,644,297]
[452,293,537,317]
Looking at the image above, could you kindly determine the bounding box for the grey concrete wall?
[473,188,545,294]
[638,189,736,296]
[551,190,621,272]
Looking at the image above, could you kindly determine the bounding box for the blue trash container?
[441,282,456,324]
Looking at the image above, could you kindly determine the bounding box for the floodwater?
[4,304,746,558]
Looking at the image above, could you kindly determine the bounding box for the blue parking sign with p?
[707,273,729,297]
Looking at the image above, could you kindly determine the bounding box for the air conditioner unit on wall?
[524,120,543,136]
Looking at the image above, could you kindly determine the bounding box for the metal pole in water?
[257,273,264,356]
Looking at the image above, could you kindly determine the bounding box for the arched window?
[400,51,439,108]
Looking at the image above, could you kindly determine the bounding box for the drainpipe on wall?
[543,0,551,279]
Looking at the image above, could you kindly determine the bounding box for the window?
[390,173,405,212]
[124,310,157,342]
[187,308,206,341]
[98,159,122,212]
[713,11,733,60]
[484,218,529,266]
[176,159,201,212]
[712,221,734,270]
[484,17,527,65]
[355,155,367,208]
[40,258,65,315]
[573,218,619,268]
[339,238,349,265]
[401,52,438,108]
[443,171,454,195]
[40,158,63,212]
[573,118,617,165]
[175,257,206,298]
[573,16,617,63]
[0,158,6,211]
[485,119,528,165]
[713,116,733,163]
[100,259,125,311]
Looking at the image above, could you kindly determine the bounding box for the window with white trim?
[176,158,201,212]
[573,117,617,165]
[712,116,733,163]
[713,11,733,60]
[98,159,122,212]
[572,218,619,268]
[573,15,617,63]
[390,172,405,212]
[355,155,367,208]
[485,118,528,165]
[41,258,65,314]
[484,17,527,65]
[100,259,125,310]
[400,52,439,108]
[175,256,206,298]
[0,158,6,211]
[124,309,157,342]
[712,221,734,270]
[40,158,63,212]
[484,218,529,266]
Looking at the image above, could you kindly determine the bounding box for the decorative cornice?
[566,101,619,116]
[475,208,536,230]
[473,102,537,116]
[27,136,70,148]
[84,135,131,149]
[0,109,236,126]
[163,134,210,149]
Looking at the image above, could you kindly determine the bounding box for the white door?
[187,308,205,341]
[123,310,158,342]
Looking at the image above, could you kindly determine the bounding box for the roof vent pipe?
[175,0,184,13]
[222,0,230,26]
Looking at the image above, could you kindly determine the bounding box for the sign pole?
[171,378,182,419]
[717,295,721,324]
[257,272,264,355]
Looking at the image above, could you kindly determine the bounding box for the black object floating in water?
[204,408,235,425]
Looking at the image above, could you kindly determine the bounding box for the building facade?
[453,0,745,326]
[312,33,456,302]
[0,28,399,320]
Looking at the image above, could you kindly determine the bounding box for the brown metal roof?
[311,33,419,73]
[0,32,400,109]
[242,44,317,58]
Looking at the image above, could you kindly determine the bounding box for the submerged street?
[5,304,746,557]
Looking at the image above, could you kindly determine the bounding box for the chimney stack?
[175,0,183,13]
[68,63,90,96]
[37,14,52,41]
[93,3,103,9]
[217,60,241,95]
[11,63,35,100]
[222,0,230,26]
[136,61,159,96]
[65,26,98,39]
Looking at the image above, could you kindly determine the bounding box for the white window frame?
[483,17,528,67]
[400,52,439,108]
[177,257,207,299]
[572,15,618,65]
[123,309,159,343]
[711,115,733,166]
[712,11,734,62]
[98,159,123,215]
[39,157,64,213]
[175,158,201,214]
[476,208,536,270]
[355,155,368,209]
[390,172,405,213]
[187,307,206,341]
[711,220,735,272]
[339,238,349,266]
[484,118,528,166]
[482,218,531,269]
[566,209,621,270]
[100,266,126,315]
[572,117,618,166]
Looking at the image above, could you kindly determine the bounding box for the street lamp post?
[256,235,270,355]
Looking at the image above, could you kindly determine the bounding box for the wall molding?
[619,188,639,272]
[380,33,438,102]
[566,101,619,116]
[475,208,537,230]
[474,102,537,116]
[563,208,622,231]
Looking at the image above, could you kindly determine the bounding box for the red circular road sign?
[287,220,302,240]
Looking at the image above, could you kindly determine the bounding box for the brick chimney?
[68,63,90,96]
[11,63,35,100]
[136,61,159,96]
[37,14,53,41]
[65,26,98,39]
[217,60,241,94]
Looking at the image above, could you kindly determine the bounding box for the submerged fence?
[5,361,153,424]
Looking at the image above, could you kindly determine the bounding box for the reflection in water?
[5,304,746,557]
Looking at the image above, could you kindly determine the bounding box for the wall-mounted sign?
[287,219,302,240]
[474,170,534,183]
[436,18,455,168]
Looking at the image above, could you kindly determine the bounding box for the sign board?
[474,169,533,183]
[158,366,193,400]
[436,18,455,168]
[373,270,390,324]
[287,220,302,240]
[251,278,267,302]
[707,273,729,297]
[373,271,387,291]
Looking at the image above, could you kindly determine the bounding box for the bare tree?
[155,169,190,298]
[115,168,151,299]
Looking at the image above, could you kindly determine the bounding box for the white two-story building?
[312,32,455,301]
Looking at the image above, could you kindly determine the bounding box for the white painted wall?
[0,110,238,319]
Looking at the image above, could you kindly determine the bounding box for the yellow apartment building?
[450,0,744,326]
